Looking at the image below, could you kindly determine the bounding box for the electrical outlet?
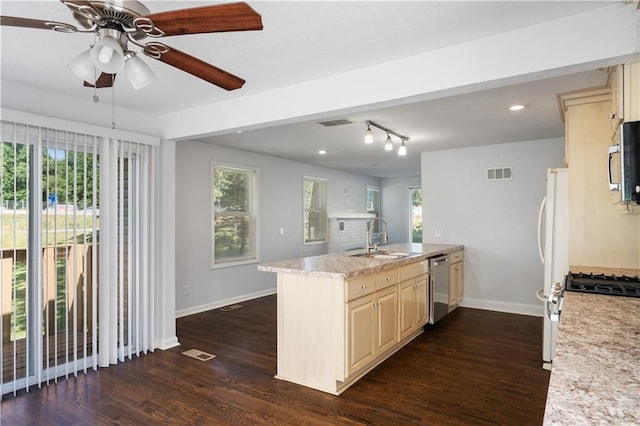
[184,285,190,296]
[434,229,443,238]
[280,226,285,236]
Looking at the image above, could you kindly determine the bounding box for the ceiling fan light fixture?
[90,35,125,74]
[124,51,157,90]
[364,124,374,144]
[69,49,97,84]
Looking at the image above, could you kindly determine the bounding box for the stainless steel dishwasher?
[429,255,450,324]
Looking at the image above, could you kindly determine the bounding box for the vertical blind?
[0,119,157,397]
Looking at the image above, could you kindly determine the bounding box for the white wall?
[421,138,565,316]
[380,176,421,244]
[161,4,639,141]
[175,140,379,316]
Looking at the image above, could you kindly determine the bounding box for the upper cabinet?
[558,62,640,270]
[609,63,640,142]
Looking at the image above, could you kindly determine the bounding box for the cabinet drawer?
[450,250,464,264]
[398,260,428,282]
[375,269,398,290]
[346,275,376,301]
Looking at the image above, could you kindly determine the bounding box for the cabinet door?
[455,263,464,303]
[448,264,457,306]
[398,279,416,340]
[347,295,376,375]
[415,275,428,326]
[376,286,398,354]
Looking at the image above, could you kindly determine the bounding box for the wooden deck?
[0,295,550,425]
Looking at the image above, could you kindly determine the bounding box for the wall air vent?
[486,167,513,181]
[317,119,353,127]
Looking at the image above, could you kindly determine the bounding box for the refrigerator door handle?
[537,196,546,264]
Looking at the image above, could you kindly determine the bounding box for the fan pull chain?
[111,77,116,129]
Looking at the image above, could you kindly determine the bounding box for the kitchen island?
[543,291,640,424]
[258,243,462,395]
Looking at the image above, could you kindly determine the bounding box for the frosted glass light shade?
[364,125,374,144]
[69,49,97,83]
[90,36,125,73]
[398,140,407,156]
[124,53,156,90]
[384,134,393,151]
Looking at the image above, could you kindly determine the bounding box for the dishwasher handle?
[432,257,448,266]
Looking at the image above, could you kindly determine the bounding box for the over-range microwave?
[608,120,640,204]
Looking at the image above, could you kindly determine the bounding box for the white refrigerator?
[537,168,569,368]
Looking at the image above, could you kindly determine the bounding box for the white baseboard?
[175,288,277,318]
[156,336,181,350]
[459,297,544,317]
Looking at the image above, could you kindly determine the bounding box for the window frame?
[366,185,381,233]
[211,162,260,269]
[303,176,327,245]
[366,185,380,217]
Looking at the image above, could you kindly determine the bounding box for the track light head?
[384,133,393,151]
[364,124,374,144]
[398,139,407,156]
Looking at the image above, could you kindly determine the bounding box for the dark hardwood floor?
[1,295,550,425]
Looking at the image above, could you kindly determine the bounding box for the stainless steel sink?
[348,251,416,259]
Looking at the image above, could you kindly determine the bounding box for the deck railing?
[1,244,96,382]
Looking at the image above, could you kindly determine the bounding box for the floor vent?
[317,119,353,127]
[219,304,242,312]
[182,349,216,361]
[486,167,513,181]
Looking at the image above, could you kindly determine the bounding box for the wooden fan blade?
[0,15,71,30]
[146,44,245,90]
[84,73,116,88]
[143,2,263,37]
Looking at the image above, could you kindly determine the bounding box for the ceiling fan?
[0,1,263,91]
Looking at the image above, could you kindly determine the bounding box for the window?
[366,186,381,232]
[212,164,258,266]
[303,177,326,243]
[410,187,422,243]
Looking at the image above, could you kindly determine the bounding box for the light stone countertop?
[257,243,463,279]
[543,291,640,425]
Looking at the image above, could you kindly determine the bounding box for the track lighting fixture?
[363,120,409,156]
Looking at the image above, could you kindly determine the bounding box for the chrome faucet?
[366,217,389,253]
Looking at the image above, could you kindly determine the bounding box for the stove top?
[565,272,640,298]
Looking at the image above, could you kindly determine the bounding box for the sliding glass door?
[1,118,158,397]
[1,128,100,392]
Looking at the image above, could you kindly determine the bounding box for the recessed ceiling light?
[509,104,526,111]
[317,150,328,155]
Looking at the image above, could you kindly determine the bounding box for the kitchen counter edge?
[257,243,463,279]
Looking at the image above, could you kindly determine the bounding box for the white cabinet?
[449,250,464,310]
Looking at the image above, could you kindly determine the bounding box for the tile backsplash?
[327,212,374,253]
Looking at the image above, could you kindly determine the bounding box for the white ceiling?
[0,1,619,177]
